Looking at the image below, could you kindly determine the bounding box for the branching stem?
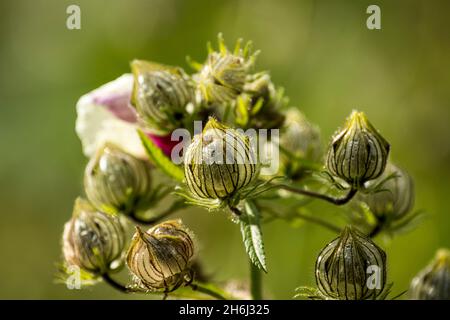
[102,273,229,300]
[130,199,186,224]
[295,212,342,233]
[102,273,129,293]
[189,283,227,300]
[276,184,357,205]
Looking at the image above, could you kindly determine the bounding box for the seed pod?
[126,220,195,291]
[84,143,152,215]
[280,108,321,179]
[184,118,258,200]
[315,226,387,300]
[131,60,195,134]
[326,110,390,188]
[195,34,258,104]
[409,249,450,300]
[359,163,414,220]
[62,198,127,274]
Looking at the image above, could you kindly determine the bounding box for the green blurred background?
[0,0,449,299]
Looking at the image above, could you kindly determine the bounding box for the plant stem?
[277,184,357,205]
[229,206,243,216]
[102,273,129,293]
[102,272,230,300]
[130,199,186,224]
[190,283,227,300]
[250,260,262,300]
[295,212,341,233]
[233,201,264,299]
[260,204,341,234]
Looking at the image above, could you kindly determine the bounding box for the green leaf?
[138,129,184,182]
[239,200,267,272]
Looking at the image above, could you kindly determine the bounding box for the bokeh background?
[0,0,449,299]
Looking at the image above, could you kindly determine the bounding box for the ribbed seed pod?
[62,198,127,274]
[409,249,450,300]
[315,226,387,300]
[84,143,152,215]
[126,220,195,291]
[195,34,258,104]
[184,118,258,200]
[359,163,414,220]
[280,108,321,179]
[131,60,194,134]
[326,110,390,188]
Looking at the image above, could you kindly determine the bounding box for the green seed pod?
[280,108,321,179]
[131,60,195,134]
[326,110,390,188]
[315,226,387,300]
[195,34,258,104]
[409,249,450,300]
[184,118,258,200]
[62,198,127,274]
[359,163,414,220]
[126,219,195,291]
[84,143,152,215]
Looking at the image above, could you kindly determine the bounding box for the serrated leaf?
[138,129,184,182]
[239,201,267,272]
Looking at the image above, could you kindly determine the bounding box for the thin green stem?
[229,206,243,216]
[190,283,227,300]
[259,203,340,233]
[102,273,129,293]
[231,201,264,300]
[295,212,341,233]
[250,260,262,300]
[130,199,186,224]
[277,184,357,205]
[102,271,230,300]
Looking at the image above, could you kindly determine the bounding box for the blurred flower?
[359,163,415,220]
[315,226,387,300]
[234,74,286,130]
[326,110,390,188]
[75,73,179,159]
[84,143,153,216]
[131,60,195,134]
[409,248,450,300]
[62,198,127,275]
[126,220,195,292]
[184,118,258,200]
[279,108,321,179]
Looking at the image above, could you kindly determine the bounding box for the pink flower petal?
[147,132,180,158]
